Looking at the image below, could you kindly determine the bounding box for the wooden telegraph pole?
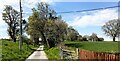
[118,1,120,41]
[19,0,22,50]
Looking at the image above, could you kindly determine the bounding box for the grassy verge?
[44,46,61,60]
[1,40,38,61]
[64,41,118,53]
[0,40,2,61]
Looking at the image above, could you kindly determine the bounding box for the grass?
[44,41,119,60]
[0,40,2,61]
[1,39,38,61]
[64,41,118,53]
[44,46,61,60]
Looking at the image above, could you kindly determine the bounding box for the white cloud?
[22,0,56,9]
[97,34,112,41]
[67,8,118,41]
[41,0,54,4]
[69,8,118,28]
[45,0,119,2]
[98,34,120,41]
[0,0,19,11]
[0,10,8,39]
[22,0,39,9]
[0,0,56,13]
[0,13,7,30]
[0,36,9,39]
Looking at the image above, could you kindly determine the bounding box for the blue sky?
[0,0,119,41]
[52,2,118,41]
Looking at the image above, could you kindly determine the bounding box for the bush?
[21,35,33,45]
[98,38,104,41]
[44,47,60,59]
[82,37,88,41]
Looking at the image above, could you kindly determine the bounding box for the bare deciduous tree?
[2,5,20,42]
[2,5,27,42]
[102,19,119,42]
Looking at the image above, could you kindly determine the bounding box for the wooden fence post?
[60,47,63,59]
[76,48,79,59]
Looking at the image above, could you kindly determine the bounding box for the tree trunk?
[113,37,116,42]
[35,37,39,45]
[40,31,50,48]
[13,30,16,42]
[13,36,16,42]
[8,26,16,42]
[13,26,16,42]
[8,27,13,41]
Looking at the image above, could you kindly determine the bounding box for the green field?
[1,40,38,61]
[64,41,118,53]
[44,41,119,59]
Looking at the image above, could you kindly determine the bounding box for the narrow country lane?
[25,45,48,61]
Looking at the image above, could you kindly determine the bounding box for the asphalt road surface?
[25,45,48,61]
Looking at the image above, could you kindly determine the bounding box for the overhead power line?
[57,6,119,14]
[20,5,119,14]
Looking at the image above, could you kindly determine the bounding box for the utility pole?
[118,1,120,55]
[118,1,120,41]
[19,0,22,50]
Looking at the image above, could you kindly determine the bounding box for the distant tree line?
[80,33,104,41]
[66,32,104,42]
